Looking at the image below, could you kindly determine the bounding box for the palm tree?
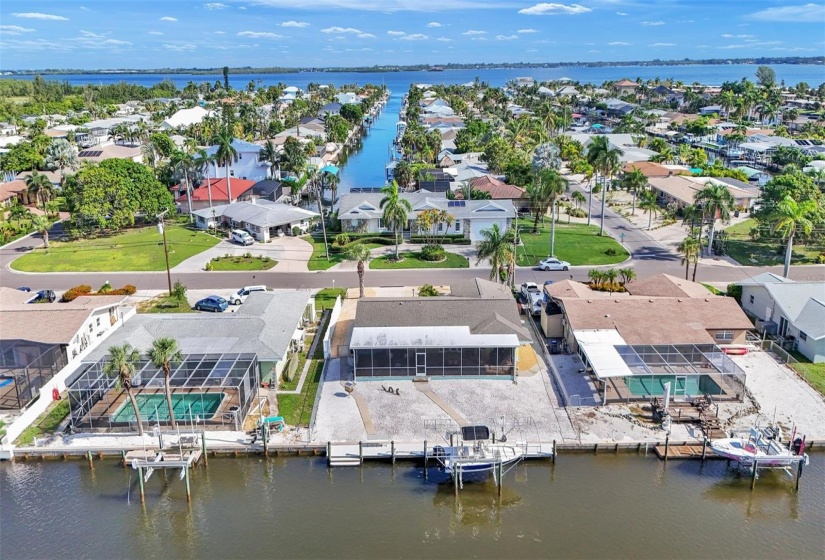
[538,168,569,257]
[194,149,215,210]
[379,180,412,260]
[622,168,648,215]
[677,235,701,281]
[597,145,622,236]
[719,90,736,121]
[30,214,52,249]
[212,128,238,203]
[475,223,514,284]
[148,337,183,429]
[639,191,660,230]
[44,139,80,186]
[103,343,145,436]
[571,190,586,211]
[618,267,636,286]
[526,177,551,233]
[694,184,734,256]
[770,195,817,278]
[343,243,372,298]
[393,159,413,190]
[171,150,196,218]
[323,170,340,212]
[260,140,280,179]
[25,171,54,212]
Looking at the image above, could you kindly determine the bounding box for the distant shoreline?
[4,56,823,76]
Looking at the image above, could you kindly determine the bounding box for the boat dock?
[327,440,555,467]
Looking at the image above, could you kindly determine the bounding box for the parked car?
[231,229,254,246]
[194,295,228,312]
[29,290,56,303]
[228,285,267,305]
[519,282,543,316]
[537,257,570,271]
[17,286,31,292]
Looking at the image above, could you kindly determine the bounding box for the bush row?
[62,283,136,302]
[408,236,472,245]
[328,237,397,253]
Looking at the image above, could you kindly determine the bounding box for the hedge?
[314,232,396,241]
[328,237,397,253]
[408,237,472,245]
[62,284,136,302]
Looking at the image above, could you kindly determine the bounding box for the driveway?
[171,236,313,273]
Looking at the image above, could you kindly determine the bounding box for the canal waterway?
[1,453,823,559]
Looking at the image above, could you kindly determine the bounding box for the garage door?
[470,219,500,241]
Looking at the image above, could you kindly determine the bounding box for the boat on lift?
[432,425,525,477]
[710,424,809,468]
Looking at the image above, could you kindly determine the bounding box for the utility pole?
[157,210,173,296]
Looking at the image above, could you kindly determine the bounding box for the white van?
[228,285,267,305]
[231,229,254,246]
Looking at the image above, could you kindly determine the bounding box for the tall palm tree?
[30,214,52,249]
[25,171,54,212]
[260,139,280,179]
[171,150,196,218]
[639,191,660,230]
[343,243,372,298]
[44,139,80,186]
[379,180,412,259]
[212,128,238,203]
[324,171,340,212]
[148,337,183,429]
[475,223,514,284]
[194,149,215,211]
[393,159,413,190]
[597,146,622,236]
[526,177,551,233]
[103,343,145,436]
[622,168,648,215]
[571,190,586,211]
[677,235,701,281]
[694,184,735,257]
[538,168,569,257]
[770,195,817,278]
[306,167,329,259]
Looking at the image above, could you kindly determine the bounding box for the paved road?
[2,210,823,292]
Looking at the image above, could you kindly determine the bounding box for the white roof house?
[161,106,210,130]
[192,199,318,242]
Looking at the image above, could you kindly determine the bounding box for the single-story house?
[647,176,755,210]
[349,278,531,381]
[736,273,825,363]
[735,166,771,187]
[176,178,256,211]
[78,143,143,164]
[161,106,210,130]
[336,192,516,242]
[622,161,677,178]
[0,180,29,207]
[468,175,529,211]
[319,102,342,116]
[193,199,318,242]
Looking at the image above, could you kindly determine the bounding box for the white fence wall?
[322,296,343,359]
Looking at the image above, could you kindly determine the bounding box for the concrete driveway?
[171,236,313,273]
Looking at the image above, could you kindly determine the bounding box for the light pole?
[156,209,173,296]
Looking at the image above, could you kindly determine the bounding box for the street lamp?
[156,209,173,296]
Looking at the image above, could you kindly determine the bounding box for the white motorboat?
[433,426,525,478]
[710,425,809,468]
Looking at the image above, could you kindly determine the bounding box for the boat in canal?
[433,425,525,479]
[710,425,809,468]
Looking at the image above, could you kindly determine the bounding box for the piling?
[326,441,331,460]
[358,441,363,464]
[391,441,396,465]
[664,435,670,462]
[701,438,708,461]
[552,440,556,463]
[796,460,803,491]
[201,432,208,466]
[86,450,93,469]
[184,466,191,502]
[262,424,268,457]
[137,466,145,503]
[423,440,428,480]
[121,450,127,467]
[497,461,503,497]
[751,461,758,489]
[454,465,459,496]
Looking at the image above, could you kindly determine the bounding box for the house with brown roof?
[647,175,756,211]
[621,161,675,179]
[467,175,530,211]
[613,79,639,95]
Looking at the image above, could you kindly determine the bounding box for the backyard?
[514,218,630,267]
[791,362,825,396]
[723,219,824,267]
[370,250,469,269]
[11,225,221,272]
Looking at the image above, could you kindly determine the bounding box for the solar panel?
[78,150,103,157]
[447,200,466,207]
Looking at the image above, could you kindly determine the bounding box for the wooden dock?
[327,440,555,467]
[654,444,719,460]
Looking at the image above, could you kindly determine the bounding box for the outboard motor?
[792,437,804,455]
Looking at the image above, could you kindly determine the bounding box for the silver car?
[537,257,571,271]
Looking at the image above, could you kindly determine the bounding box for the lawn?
[277,310,330,426]
[315,288,347,311]
[15,400,70,446]
[791,362,825,396]
[208,255,277,271]
[723,219,824,267]
[304,235,382,271]
[137,295,195,314]
[514,218,630,267]
[370,250,469,269]
[11,225,221,272]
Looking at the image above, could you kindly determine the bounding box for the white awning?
[350,326,519,349]
[575,329,634,379]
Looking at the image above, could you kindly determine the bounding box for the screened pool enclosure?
[66,353,258,431]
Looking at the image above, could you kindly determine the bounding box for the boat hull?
[710,438,803,467]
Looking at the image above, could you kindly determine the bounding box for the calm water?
[2,453,823,559]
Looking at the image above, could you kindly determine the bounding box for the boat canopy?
[461,426,490,441]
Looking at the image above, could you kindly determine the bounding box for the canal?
[2,453,823,559]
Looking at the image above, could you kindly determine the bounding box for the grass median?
[208,255,277,271]
[370,250,469,269]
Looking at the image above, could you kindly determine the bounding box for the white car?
[538,257,571,271]
[519,282,543,316]
[228,285,267,305]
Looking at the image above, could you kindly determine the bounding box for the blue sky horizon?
[1,1,824,71]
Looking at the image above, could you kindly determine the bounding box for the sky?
[1,1,824,70]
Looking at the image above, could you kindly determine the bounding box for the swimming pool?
[623,375,721,397]
[112,393,225,423]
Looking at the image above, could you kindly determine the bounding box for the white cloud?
[249,0,512,11]
[11,12,68,21]
[400,33,428,40]
[471,37,488,41]
[518,29,538,33]
[526,48,538,52]
[321,26,364,34]
[462,30,487,35]
[616,12,627,16]
[102,39,131,45]
[518,3,591,16]
[426,22,442,27]
[160,16,178,22]
[79,6,90,10]
[496,34,518,40]
[357,33,376,38]
[204,2,229,9]
[214,31,226,34]
[281,20,310,27]
[387,30,406,36]
[163,43,197,51]
[3,38,75,51]
[722,33,754,39]
[588,49,600,53]
[649,42,675,47]
[238,31,285,38]
[640,21,665,26]
[608,41,630,46]
[749,3,825,23]
[79,30,105,39]
[0,25,36,35]
[147,31,164,35]
[436,37,452,42]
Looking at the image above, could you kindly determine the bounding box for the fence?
[756,340,800,366]
[322,296,343,359]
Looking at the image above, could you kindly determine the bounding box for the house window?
[230,170,235,177]
[455,221,461,233]
[799,331,808,341]
[715,330,734,341]
[89,323,93,332]
[749,295,754,304]
[96,317,100,327]
[377,218,384,229]
[438,222,444,232]
[239,153,243,160]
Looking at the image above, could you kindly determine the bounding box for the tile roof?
[178,178,256,203]
[0,180,27,202]
[468,176,527,200]
[622,161,674,178]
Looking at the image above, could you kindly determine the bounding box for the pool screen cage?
[0,340,67,410]
[598,344,747,404]
[66,353,258,432]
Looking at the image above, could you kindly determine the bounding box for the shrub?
[726,284,742,303]
[335,233,350,246]
[605,248,618,256]
[98,281,112,293]
[284,354,300,383]
[292,226,301,237]
[61,284,92,302]
[418,284,439,297]
[122,284,136,295]
[566,208,587,218]
[204,261,213,271]
[420,244,446,261]
[172,280,187,303]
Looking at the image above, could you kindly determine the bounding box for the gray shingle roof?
[192,200,317,227]
[764,283,825,327]
[337,192,515,220]
[795,298,825,340]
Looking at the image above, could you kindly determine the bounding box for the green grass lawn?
[11,226,221,272]
[315,288,346,311]
[304,235,382,271]
[723,219,824,267]
[137,295,195,314]
[515,218,630,267]
[208,255,277,271]
[370,250,469,269]
[15,400,70,446]
[791,362,825,396]
[277,311,330,426]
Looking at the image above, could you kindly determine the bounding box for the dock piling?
[796,460,803,490]
[423,440,428,480]
[701,437,707,461]
[358,441,363,465]
[184,466,191,502]
[664,435,670,462]
[751,461,758,489]
[201,432,207,466]
[552,440,556,463]
[86,450,93,469]
[137,466,145,503]
[497,461,503,497]
[391,441,396,465]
